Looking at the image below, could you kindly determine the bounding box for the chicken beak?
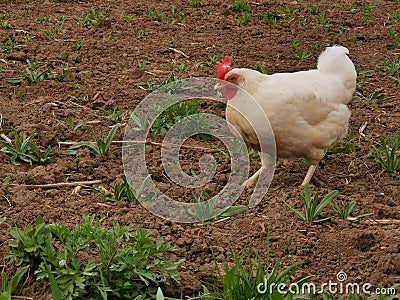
[214,80,224,91]
[214,82,222,91]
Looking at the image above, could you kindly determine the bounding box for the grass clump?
[211,235,318,299]
[370,132,400,175]
[0,265,29,299]
[67,124,121,156]
[284,184,338,223]
[86,174,155,204]
[0,128,58,165]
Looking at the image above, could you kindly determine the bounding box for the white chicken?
[215,46,357,187]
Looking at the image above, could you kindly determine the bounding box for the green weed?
[236,12,253,25]
[96,107,127,123]
[184,191,248,222]
[259,12,282,25]
[211,236,318,299]
[191,0,203,7]
[326,132,355,155]
[3,60,68,84]
[0,19,15,29]
[314,12,329,27]
[7,215,183,300]
[0,39,25,55]
[392,12,400,22]
[354,91,395,102]
[290,41,312,61]
[232,0,251,13]
[333,200,372,220]
[86,174,154,204]
[0,265,29,299]
[217,137,259,160]
[387,29,400,50]
[379,55,400,74]
[0,128,58,165]
[207,50,223,65]
[77,9,110,26]
[67,124,121,156]
[284,184,338,223]
[66,116,87,132]
[370,132,400,174]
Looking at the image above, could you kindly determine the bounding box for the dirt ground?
[0,0,399,298]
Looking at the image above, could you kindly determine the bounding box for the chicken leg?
[242,152,271,188]
[301,165,317,186]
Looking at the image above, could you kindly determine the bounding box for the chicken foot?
[242,165,265,188]
[301,165,317,186]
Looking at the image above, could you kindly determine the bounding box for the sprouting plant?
[184,192,248,222]
[0,39,25,55]
[389,75,400,84]
[175,62,188,72]
[379,55,400,74]
[232,0,250,13]
[135,73,181,92]
[217,137,259,160]
[211,235,317,299]
[306,4,320,15]
[354,91,395,102]
[333,200,372,220]
[144,11,167,21]
[77,8,110,25]
[144,97,201,136]
[132,29,146,37]
[236,12,253,25]
[4,60,51,84]
[326,132,355,155]
[50,63,69,81]
[169,6,185,24]
[290,41,312,61]
[207,50,223,65]
[86,175,154,204]
[284,184,338,223]
[69,95,89,103]
[75,40,83,50]
[313,12,329,27]
[279,5,300,15]
[96,107,127,123]
[66,116,87,131]
[137,60,146,68]
[67,124,121,156]
[256,62,268,74]
[0,19,15,29]
[387,29,400,50]
[369,132,400,174]
[392,12,400,23]
[259,12,282,25]
[7,215,183,300]
[191,0,203,7]
[1,265,30,299]
[0,128,58,165]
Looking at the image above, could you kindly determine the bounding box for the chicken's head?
[215,56,241,100]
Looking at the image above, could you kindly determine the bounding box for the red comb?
[216,56,233,80]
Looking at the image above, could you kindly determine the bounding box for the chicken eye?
[229,76,235,81]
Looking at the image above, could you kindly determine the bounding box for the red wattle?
[222,86,238,100]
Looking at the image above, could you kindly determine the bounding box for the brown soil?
[0,0,399,299]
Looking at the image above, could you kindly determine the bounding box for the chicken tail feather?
[317,45,357,91]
